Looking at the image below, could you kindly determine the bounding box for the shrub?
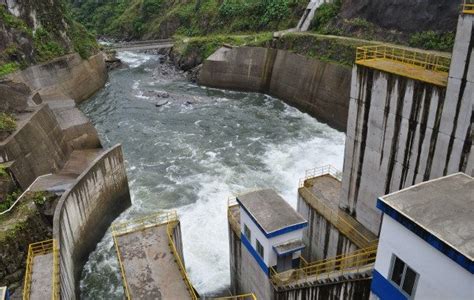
[33,28,66,62]
[409,31,455,52]
[0,63,19,77]
[310,0,341,32]
[0,113,16,132]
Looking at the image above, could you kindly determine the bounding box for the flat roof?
[237,189,307,236]
[379,173,474,261]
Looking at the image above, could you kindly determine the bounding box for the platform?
[112,212,194,300]
[356,45,450,86]
[299,166,377,249]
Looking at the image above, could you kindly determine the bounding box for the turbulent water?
[79,51,345,298]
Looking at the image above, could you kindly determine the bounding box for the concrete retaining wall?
[9,52,107,103]
[53,145,131,299]
[297,194,357,262]
[341,13,474,234]
[198,47,351,131]
[0,105,70,189]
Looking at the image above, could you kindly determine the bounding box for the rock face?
[340,0,459,33]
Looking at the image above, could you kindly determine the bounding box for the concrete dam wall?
[53,145,131,299]
[198,47,351,131]
[341,13,474,234]
[9,52,107,103]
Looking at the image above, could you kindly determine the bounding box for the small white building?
[237,189,308,275]
[371,173,474,299]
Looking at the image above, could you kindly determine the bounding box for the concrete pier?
[342,13,473,234]
[112,212,194,300]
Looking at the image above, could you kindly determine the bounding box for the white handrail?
[0,173,52,215]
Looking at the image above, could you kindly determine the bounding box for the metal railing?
[166,217,198,300]
[464,1,474,14]
[214,294,257,300]
[299,165,342,188]
[356,45,451,74]
[299,187,377,248]
[112,211,179,299]
[23,239,60,300]
[111,211,178,237]
[271,245,377,287]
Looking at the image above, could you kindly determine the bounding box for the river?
[78,51,345,298]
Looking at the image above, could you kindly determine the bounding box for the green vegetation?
[270,33,373,67]
[409,31,455,52]
[0,164,9,178]
[175,33,273,61]
[68,20,100,59]
[70,0,307,39]
[31,191,50,206]
[33,28,67,62]
[310,0,341,33]
[0,189,21,212]
[0,113,17,132]
[0,62,20,77]
[0,6,31,35]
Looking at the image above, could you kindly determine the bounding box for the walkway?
[29,253,53,300]
[113,213,193,300]
[356,45,450,86]
[299,166,377,249]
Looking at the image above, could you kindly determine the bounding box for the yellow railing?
[356,45,451,74]
[23,239,60,300]
[111,211,178,237]
[214,293,257,300]
[299,165,342,188]
[271,245,377,286]
[464,1,474,14]
[112,211,178,299]
[298,187,377,248]
[167,218,199,300]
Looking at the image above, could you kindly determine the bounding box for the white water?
[79,51,345,298]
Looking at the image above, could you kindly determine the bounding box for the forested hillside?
[69,0,308,39]
[0,0,98,76]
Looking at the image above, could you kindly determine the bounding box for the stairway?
[297,0,329,32]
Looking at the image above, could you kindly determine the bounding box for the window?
[256,239,264,259]
[390,255,418,297]
[244,224,251,241]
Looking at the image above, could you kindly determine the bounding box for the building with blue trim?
[233,189,308,298]
[371,173,474,300]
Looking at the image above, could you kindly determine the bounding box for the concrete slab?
[380,173,474,260]
[115,224,191,300]
[59,149,104,176]
[29,253,53,300]
[308,174,341,209]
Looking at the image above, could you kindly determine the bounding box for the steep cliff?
[340,0,459,33]
[0,0,99,76]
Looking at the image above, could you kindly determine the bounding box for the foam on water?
[79,51,346,297]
